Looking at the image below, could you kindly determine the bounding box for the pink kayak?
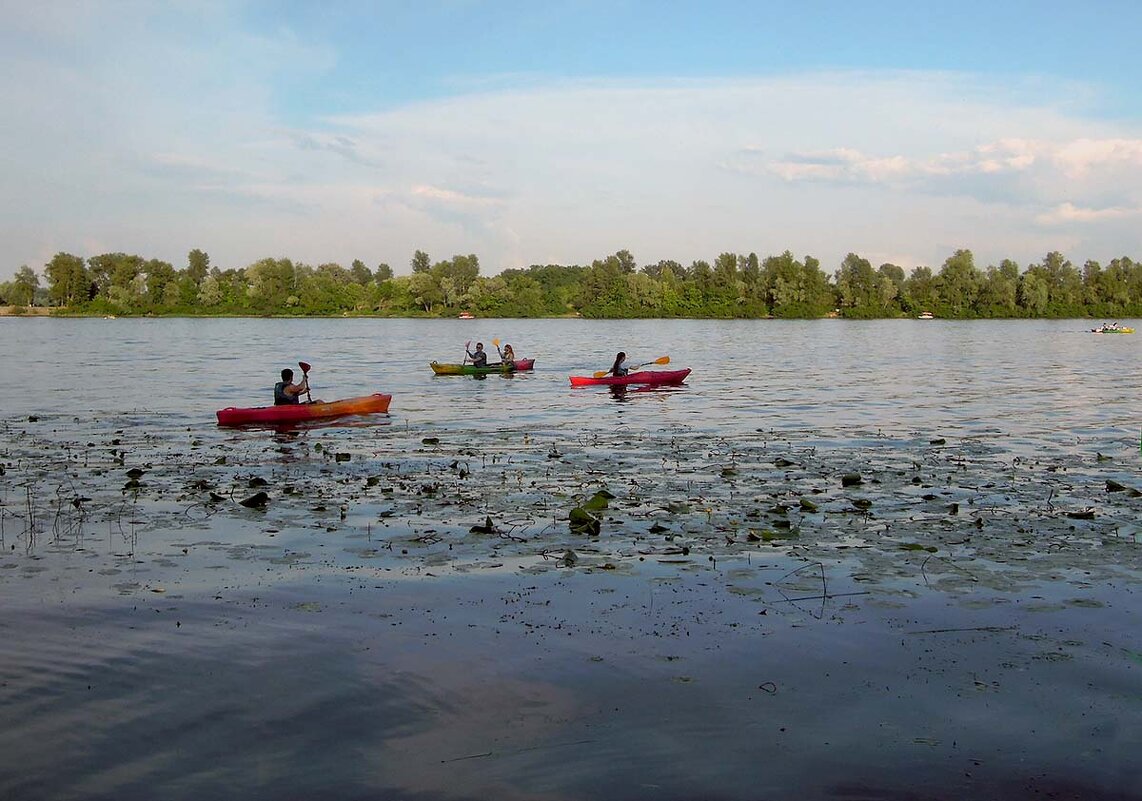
[569,368,691,387]
[216,393,392,426]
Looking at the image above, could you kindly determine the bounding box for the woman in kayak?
[497,343,516,368]
[608,352,630,377]
[466,342,488,367]
[274,368,310,405]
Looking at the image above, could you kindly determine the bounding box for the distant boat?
[457,311,475,319]
[917,311,934,320]
[1091,323,1134,334]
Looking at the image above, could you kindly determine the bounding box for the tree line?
[2,246,1140,319]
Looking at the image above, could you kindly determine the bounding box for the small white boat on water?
[917,311,934,320]
[1091,322,1134,334]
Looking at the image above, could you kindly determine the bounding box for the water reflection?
[225,416,393,436]
[605,384,690,403]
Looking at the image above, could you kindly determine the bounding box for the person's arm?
[286,376,309,398]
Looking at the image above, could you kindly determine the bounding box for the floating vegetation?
[0,411,1138,606]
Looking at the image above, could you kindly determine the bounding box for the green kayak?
[430,358,535,376]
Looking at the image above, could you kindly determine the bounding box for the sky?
[4,0,1142,282]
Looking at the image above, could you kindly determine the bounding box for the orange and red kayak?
[216,393,392,426]
[569,369,691,387]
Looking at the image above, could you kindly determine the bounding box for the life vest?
[274,381,298,405]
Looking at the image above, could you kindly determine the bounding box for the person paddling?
[274,368,310,405]
[608,352,631,377]
[497,342,516,368]
[466,342,488,368]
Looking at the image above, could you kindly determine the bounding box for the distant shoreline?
[0,305,52,316]
[0,307,1131,322]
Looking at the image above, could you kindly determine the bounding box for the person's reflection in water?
[272,426,302,461]
[272,426,301,442]
[609,385,629,402]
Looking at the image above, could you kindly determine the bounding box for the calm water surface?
[1,317,1139,801]
[5,316,1140,448]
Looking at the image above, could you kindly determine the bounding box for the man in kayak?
[274,368,310,405]
[608,352,630,377]
[466,342,488,367]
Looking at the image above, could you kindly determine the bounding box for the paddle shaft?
[299,361,313,403]
[593,355,669,379]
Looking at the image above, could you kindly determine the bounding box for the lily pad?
[569,507,601,536]
[470,516,495,535]
[582,490,614,512]
[239,491,270,509]
[758,529,798,542]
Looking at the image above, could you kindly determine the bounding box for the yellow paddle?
[593,355,669,379]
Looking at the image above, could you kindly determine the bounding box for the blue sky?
[4,0,1142,282]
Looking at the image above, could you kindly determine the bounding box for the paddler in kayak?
[497,342,516,369]
[607,352,631,377]
[274,368,311,405]
[466,342,488,367]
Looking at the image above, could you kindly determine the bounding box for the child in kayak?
[608,352,630,377]
[466,342,488,367]
[274,368,310,405]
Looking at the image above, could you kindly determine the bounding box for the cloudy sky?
[4,0,1142,281]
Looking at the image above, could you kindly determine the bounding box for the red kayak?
[569,368,691,387]
[216,393,392,426]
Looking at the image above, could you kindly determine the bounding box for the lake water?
[6,316,1141,443]
[1,317,1140,801]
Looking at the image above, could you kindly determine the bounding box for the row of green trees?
[3,247,1141,319]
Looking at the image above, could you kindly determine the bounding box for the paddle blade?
[492,338,500,347]
[592,370,609,378]
[298,361,312,373]
[653,356,670,365]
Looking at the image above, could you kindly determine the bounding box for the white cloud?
[1051,138,1142,177]
[1036,202,1142,225]
[764,136,1142,186]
